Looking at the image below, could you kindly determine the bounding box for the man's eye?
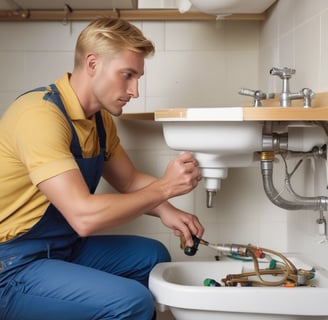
[123,72,133,79]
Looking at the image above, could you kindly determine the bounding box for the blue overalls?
[0,85,171,320]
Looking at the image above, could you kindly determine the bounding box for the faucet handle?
[239,88,267,107]
[270,67,296,79]
[301,87,315,108]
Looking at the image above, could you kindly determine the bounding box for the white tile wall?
[1,1,328,294]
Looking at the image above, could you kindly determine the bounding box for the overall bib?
[0,85,170,320]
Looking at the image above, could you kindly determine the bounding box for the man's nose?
[128,80,139,98]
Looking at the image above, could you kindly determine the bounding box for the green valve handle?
[203,278,221,287]
[269,259,277,269]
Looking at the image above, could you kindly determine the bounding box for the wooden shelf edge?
[0,9,267,22]
[119,112,154,121]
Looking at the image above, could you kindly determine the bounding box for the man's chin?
[110,108,123,117]
[102,104,124,117]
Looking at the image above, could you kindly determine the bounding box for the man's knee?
[152,239,171,264]
[105,281,155,320]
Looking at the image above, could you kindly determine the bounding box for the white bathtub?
[149,257,328,320]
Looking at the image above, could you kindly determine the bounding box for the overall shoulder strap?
[95,111,107,156]
[43,84,83,157]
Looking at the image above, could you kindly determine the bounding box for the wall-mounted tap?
[239,88,267,107]
[270,67,315,107]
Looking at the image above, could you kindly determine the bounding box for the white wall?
[1,1,327,269]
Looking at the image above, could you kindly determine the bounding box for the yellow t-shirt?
[0,73,122,242]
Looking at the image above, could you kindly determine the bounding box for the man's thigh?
[0,258,154,320]
[72,235,171,286]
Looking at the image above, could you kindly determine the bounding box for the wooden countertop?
[120,92,328,121]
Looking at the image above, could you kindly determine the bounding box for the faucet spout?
[286,91,304,101]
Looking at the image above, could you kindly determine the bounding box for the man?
[0,17,203,320]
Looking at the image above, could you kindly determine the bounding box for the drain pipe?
[260,151,328,211]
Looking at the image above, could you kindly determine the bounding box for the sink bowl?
[160,120,263,155]
[155,107,263,163]
[149,258,328,320]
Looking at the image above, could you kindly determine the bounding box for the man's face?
[91,49,145,116]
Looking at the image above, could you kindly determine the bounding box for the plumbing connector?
[260,151,275,161]
[262,133,288,152]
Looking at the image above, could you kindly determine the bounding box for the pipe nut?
[260,151,275,161]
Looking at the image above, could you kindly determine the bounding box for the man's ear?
[85,53,97,75]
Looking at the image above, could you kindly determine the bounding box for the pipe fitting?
[262,133,288,152]
[260,151,275,161]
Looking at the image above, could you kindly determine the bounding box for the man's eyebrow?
[123,68,144,76]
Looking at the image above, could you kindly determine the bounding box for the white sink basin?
[149,258,328,320]
[155,107,263,157]
[160,121,263,155]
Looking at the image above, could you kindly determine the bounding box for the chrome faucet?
[239,88,267,107]
[270,67,315,107]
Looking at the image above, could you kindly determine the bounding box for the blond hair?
[74,17,155,69]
